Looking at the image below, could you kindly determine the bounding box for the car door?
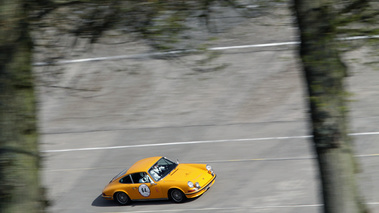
[127,172,163,200]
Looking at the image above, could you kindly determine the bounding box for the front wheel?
[114,192,131,205]
[169,189,186,203]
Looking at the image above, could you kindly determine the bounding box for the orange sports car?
[102,156,216,205]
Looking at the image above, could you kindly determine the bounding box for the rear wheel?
[114,192,131,205]
[169,189,186,203]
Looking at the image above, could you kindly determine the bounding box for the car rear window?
[111,168,128,182]
[120,175,132,184]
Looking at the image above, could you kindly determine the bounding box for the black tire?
[169,189,186,203]
[114,192,131,205]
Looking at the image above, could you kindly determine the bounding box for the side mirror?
[150,182,157,186]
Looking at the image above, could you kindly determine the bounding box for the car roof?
[126,156,162,174]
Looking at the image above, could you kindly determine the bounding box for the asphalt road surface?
[39,6,379,213]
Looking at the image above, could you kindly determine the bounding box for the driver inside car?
[139,173,150,183]
[149,164,165,180]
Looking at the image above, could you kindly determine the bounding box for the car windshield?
[148,157,177,182]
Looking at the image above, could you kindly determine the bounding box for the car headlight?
[195,182,200,188]
[188,181,194,188]
[206,165,212,172]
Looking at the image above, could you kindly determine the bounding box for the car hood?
[164,164,211,185]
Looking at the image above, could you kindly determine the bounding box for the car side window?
[131,172,151,183]
[119,175,132,184]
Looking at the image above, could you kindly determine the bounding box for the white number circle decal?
[139,184,151,197]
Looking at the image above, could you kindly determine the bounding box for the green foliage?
[31,0,274,76]
[336,0,379,49]
[30,0,273,49]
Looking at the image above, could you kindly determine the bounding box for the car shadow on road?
[92,195,116,207]
[92,195,198,207]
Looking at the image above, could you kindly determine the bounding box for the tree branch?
[33,0,90,19]
[339,0,369,15]
[336,9,379,26]
[0,147,40,158]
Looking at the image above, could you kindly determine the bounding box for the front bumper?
[185,174,216,199]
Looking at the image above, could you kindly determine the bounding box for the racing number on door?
[138,184,151,197]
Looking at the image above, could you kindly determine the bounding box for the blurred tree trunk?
[0,1,43,212]
[292,0,368,212]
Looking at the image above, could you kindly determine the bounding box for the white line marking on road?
[338,35,379,41]
[193,156,315,163]
[43,135,312,153]
[208,41,299,50]
[350,131,379,136]
[33,35,379,66]
[33,50,195,66]
[43,131,379,153]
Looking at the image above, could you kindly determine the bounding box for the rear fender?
[113,190,130,200]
